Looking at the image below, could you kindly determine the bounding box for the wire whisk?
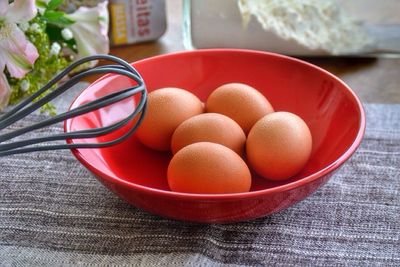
[0,54,147,157]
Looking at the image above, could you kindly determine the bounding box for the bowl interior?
[66,50,363,193]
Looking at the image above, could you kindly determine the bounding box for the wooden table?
[109,0,400,104]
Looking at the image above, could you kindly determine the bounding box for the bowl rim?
[65,48,366,200]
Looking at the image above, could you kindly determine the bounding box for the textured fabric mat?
[0,104,399,266]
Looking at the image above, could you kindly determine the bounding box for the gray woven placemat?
[0,104,399,267]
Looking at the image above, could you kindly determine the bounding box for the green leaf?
[47,0,64,10]
[42,11,75,27]
[36,0,47,9]
[43,11,65,21]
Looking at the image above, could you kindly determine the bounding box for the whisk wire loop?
[0,55,147,157]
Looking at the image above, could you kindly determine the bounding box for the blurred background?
[106,0,400,103]
[1,0,399,111]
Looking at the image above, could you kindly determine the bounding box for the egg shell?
[168,142,252,194]
[246,112,312,181]
[206,83,274,134]
[171,113,246,155]
[136,87,203,151]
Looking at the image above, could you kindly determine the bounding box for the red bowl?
[65,49,365,223]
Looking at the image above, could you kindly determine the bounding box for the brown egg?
[168,142,251,194]
[136,87,203,151]
[171,113,246,155]
[206,83,274,134]
[246,112,312,181]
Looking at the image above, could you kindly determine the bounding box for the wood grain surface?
[108,0,400,104]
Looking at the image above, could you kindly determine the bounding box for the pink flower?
[66,1,109,58]
[0,0,39,109]
[0,70,10,109]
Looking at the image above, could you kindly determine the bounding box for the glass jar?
[183,0,400,57]
[109,0,167,46]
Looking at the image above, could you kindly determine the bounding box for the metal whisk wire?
[0,54,147,157]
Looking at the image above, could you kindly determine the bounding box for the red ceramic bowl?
[65,49,365,223]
